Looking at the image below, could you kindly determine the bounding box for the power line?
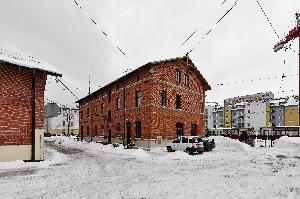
[216,73,299,87]
[174,0,232,55]
[55,77,80,100]
[255,0,280,40]
[187,0,241,54]
[73,0,136,66]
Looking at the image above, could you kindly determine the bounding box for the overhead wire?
[216,73,298,86]
[171,0,232,56]
[55,77,80,101]
[187,0,241,55]
[255,0,280,40]
[73,0,136,66]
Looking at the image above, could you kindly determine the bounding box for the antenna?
[88,56,91,95]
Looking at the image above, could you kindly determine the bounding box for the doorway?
[108,129,111,143]
[126,121,131,145]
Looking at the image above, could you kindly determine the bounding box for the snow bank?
[0,146,68,172]
[211,136,252,153]
[46,136,151,159]
[43,147,69,166]
[274,136,300,150]
[46,136,254,161]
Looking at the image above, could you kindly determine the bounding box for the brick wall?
[79,58,209,141]
[0,63,47,145]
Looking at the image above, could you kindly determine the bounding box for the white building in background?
[243,101,269,132]
[45,103,79,135]
[205,105,214,129]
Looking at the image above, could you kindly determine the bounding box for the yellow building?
[284,106,298,126]
[224,106,232,128]
[265,102,271,127]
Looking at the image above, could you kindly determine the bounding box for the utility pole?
[274,13,300,126]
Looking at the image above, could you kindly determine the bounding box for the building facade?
[206,92,275,134]
[0,49,61,161]
[45,103,79,136]
[205,105,214,129]
[77,56,210,148]
[270,97,299,127]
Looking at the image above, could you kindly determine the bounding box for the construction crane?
[274,13,300,126]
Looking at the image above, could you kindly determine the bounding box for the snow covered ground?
[0,136,300,199]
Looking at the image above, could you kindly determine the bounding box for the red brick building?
[0,49,61,161]
[77,56,210,147]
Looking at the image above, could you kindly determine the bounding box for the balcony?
[238,119,244,123]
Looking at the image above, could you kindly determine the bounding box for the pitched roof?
[0,48,61,77]
[76,56,211,103]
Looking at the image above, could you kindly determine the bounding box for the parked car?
[44,132,52,137]
[202,138,216,151]
[166,136,204,155]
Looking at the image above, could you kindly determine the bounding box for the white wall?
[244,101,267,132]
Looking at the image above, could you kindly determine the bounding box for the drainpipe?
[31,69,36,161]
[123,82,126,146]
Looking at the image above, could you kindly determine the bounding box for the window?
[70,122,74,127]
[87,126,89,136]
[136,90,142,107]
[87,108,90,117]
[176,95,182,109]
[176,69,181,84]
[115,123,121,137]
[184,74,189,87]
[107,110,111,122]
[182,137,188,143]
[136,121,142,138]
[116,97,121,111]
[161,90,167,107]
[63,121,66,127]
[248,110,250,114]
[94,106,97,115]
[108,90,112,103]
[176,122,184,137]
[191,124,197,136]
[101,103,104,114]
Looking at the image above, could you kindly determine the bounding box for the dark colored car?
[202,138,216,151]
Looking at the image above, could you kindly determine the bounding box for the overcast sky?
[0,0,300,107]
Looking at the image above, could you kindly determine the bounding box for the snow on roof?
[270,98,286,106]
[0,48,61,76]
[270,97,298,107]
[285,97,298,106]
[234,102,247,106]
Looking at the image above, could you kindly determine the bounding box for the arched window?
[184,74,189,87]
[175,69,181,84]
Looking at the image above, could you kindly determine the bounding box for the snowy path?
[1,136,300,199]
